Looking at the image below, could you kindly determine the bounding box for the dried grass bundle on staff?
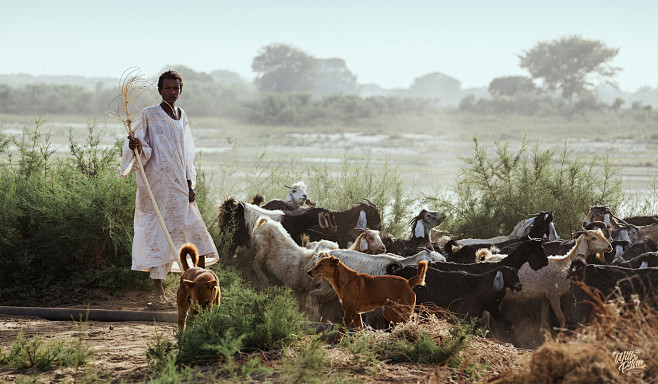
[113,68,219,309]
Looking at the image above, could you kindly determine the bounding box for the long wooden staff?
[111,68,182,268]
[130,137,180,265]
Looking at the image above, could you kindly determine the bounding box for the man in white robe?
[120,70,218,308]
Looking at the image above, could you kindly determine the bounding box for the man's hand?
[128,136,142,153]
[187,180,196,203]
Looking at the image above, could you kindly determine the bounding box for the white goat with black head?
[254,181,316,212]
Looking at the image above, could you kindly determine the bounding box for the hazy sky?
[3,0,656,91]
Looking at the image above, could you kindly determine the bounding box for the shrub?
[0,118,216,305]
[175,282,308,365]
[0,328,93,372]
[429,136,624,238]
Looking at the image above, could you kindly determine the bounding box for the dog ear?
[183,279,196,289]
[329,256,339,266]
[493,270,504,292]
[206,281,217,290]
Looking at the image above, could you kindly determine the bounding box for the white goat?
[504,229,612,329]
[251,216,320,290]
[286,181,309,208]
[348,229,386,254]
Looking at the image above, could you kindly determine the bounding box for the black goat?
[567,258,658,326]
[382,209,445,256]
[441,239,480,264]
[612,252,658,269]
[388,265,523,345]
[414,237,548,275]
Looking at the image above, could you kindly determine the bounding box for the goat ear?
[493,270,504,292]
[318,213,329,229]
[356,210,367,229]
[286,193,293,203]
[414,220,425,238]
[360,237,368,251]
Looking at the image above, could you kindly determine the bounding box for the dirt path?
[0,291,178,383]
[0,291,528,383]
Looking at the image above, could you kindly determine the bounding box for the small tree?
[252,43,317,93]
[518,35,620,99]
[488,76,536,97]
[407,72,462,106]
[312,58,359,96]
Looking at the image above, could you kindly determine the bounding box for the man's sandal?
[147,296,175,310]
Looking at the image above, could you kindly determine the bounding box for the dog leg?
[343,310,360,330]
[177,299,190,328]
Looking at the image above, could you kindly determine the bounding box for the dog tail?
[179,243,199,271]
[407,260,428,288]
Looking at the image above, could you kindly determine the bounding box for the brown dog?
[177,243,220,328]
[307,256,428,329]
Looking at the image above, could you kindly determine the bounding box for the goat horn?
[284,184,291,188]
[360,198,376,206]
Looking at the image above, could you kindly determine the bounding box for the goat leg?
[487,306,520,346]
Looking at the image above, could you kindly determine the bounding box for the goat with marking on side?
[382,209,445,256]
[348,228,386,254]
[503,229,612,330]
[177,243,220,328]
[388,264,523,345]
[217,197,337,253]
[567,257,658,326]
[308,256,428,329]
[303,200,382,247]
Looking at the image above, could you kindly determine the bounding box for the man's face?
[160,78,181,104]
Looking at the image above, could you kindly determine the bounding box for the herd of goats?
[212,182,658,346]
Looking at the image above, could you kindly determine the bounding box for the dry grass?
[106,67,154,136]
[488,291,658,384]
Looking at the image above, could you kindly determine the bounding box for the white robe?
[120,105,218,273]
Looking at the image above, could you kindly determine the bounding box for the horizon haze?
[3,0,657,92]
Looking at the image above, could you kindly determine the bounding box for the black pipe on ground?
[0,306,177,323]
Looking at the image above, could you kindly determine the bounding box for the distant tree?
[518,36,620,99]
[407,72,461,106]
[488,76,536,97]
[165,65,214,84]
[210,70,245,86]
[252,43,317,93]
[313,58,359,96]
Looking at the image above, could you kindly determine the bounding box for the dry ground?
[0,291,530,383]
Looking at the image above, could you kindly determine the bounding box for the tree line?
[1,36,656,121]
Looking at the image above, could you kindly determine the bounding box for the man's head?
[158,70,183,104]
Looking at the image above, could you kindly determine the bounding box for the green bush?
[429,136,624,238]
[176,282,308,365]
[0,119,217,305]
[0,329,93,372]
